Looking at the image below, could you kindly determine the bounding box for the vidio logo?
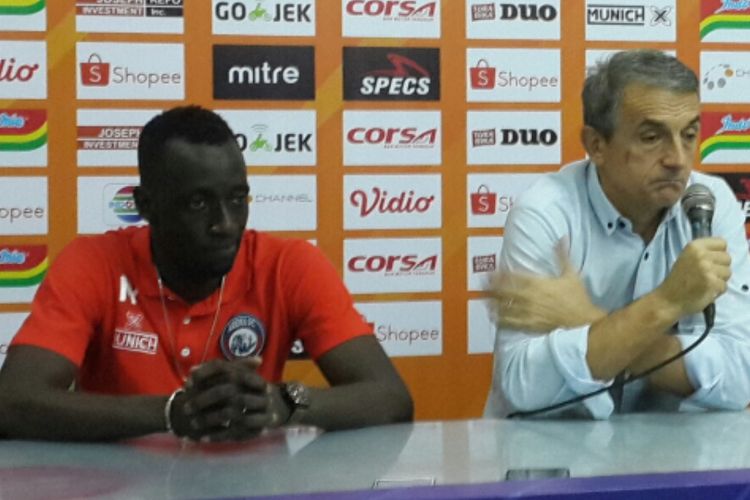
[215,1,312,23]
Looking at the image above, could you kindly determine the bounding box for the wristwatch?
[280,381,311,425]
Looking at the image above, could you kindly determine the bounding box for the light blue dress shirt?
[484,160,750,419]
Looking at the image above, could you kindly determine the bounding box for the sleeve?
[485,206,614,419]
[677,179,750,411]
[280,241,372,360]
[11,237,108,366]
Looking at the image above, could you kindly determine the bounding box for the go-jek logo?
[0,245,47,289]
[701,0,750,41]
[215,0,312,23]
[700,112,750,164]
[0,0,45,15]
[109,186,141,223]
[0,110,47,152]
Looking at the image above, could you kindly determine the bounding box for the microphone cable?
[507,313,713,419]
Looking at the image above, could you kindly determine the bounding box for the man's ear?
[580,126,607,165]
[133,186,153,223]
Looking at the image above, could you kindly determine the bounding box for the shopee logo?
[80,54,110,86]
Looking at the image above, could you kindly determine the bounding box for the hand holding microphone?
[657,184,730,327]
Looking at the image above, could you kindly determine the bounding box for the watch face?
[286,382,311,408]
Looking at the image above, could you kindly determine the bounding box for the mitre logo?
[213,44,315,100]
[343,47,440,101]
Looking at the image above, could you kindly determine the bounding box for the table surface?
[2,412,750,499]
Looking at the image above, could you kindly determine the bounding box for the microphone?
[681,183,716,328]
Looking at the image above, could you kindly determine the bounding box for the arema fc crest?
[220,313,266,360]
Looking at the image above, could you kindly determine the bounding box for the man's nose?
[662,135,689,170]
[208,202,235,235]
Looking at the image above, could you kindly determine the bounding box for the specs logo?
[0,58,39,83]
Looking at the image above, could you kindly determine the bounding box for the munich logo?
[343,47,440,101]
[0,110,47,152]
[213,44,315,100]
[113,330,158,355]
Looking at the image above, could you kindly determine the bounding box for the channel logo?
[76,42,184,100]
[0,109,47,167]
[355,301,443,357]
[585,0,676,41]
[0,41,46,98]
[700,112,750,164]
[0,0,46,32]
[75,0,184,34]
[219,109,316,166]
[212,0,315,36]
[343,0,440,39]
[701,51,750,103]
[467,173,540,228]
[467,48,560,103]
[0,245,47,304]
[246,175,317,231]
[213,44,315,100]
[466,0,560,40]
[344,174,442,230]
[700,0,750,42]
[343,110,441,166]
[343,47,440,101]
[467,111,561,165]
[77,109,160,167]
[344,237,442,293]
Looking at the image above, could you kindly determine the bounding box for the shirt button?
[180,347,191,358]
[607,222,613,229]
[182,317,191,325]
[618,221,626,229]
[644,252,650,261]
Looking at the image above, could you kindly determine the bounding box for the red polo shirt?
[12,227,371,395]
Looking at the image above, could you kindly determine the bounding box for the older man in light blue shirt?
[485,50,750,419]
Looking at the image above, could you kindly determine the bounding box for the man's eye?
[231,195,248,205]
[641,133,659,144]
[189,198,207,210]
[683,129,698,142]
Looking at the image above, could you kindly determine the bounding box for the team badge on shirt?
[220,313,266,360]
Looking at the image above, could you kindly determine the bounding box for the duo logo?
[700,0,750,39]
[0,0,45,15]
[700,112,750,161]
[0,110,47,152]
[109,185,141,224]
[0,245,47,289]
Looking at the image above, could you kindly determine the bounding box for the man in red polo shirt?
[0,106,413,441]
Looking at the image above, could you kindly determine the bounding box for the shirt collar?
[586,161,682,236]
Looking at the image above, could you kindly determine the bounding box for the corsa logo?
[700,0,750,39]
[0,110,47,152]
[0,245,47,289]
[0,0,45,15]
[700,112,750,162]
[347,127,436,146]
[348,254,438,273]
[345,0,436,17]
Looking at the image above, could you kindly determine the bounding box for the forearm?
[587,290,682,380]
[0,389,168,441]
[296,380,413,431]
[626,335,693,396]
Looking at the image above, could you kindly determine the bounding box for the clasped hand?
[169,358,290,442]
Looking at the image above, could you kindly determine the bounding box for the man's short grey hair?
[582,50,698,140]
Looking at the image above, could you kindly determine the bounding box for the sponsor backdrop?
[0,0,749,420]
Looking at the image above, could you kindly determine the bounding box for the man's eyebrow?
[637,116,701,130]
